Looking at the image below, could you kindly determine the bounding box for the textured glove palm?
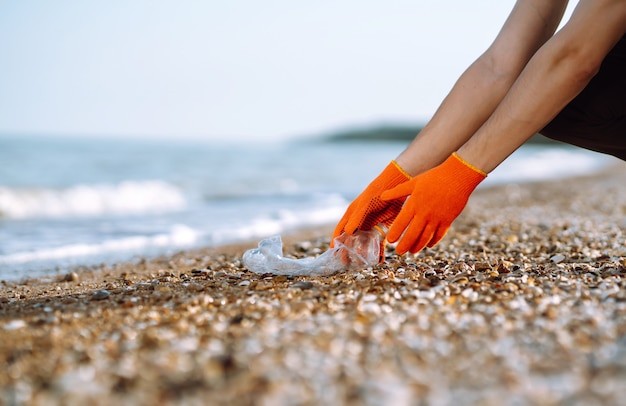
[381,153,486,254]
[332,161,411,246]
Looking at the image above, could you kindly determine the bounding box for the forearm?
[395,54,519,176]
[457,46,595,172]
[396,0,570,176]
[457,1,626,173]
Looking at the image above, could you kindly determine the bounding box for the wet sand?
[1,161,626,405]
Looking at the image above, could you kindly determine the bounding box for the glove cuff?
[372,160,412,191]
[390,160,412,180]
[445,153,487,195]
[451,152,487,177]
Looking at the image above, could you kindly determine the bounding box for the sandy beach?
[1,161,626,406]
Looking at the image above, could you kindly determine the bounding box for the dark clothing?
[540,35,626,161]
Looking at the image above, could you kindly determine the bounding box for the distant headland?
[299,123,559,145]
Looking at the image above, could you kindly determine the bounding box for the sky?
[0,1,577,142]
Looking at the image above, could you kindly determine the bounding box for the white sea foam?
[482,147,615,187]
[0,224,198,264]
[210,194,347,244]
[0,180,186,219]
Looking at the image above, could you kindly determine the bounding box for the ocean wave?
[0,224,198,264]
[209,194,348,244]
[482,146,615,187]
[201,178,306,202]
[0,180,187,219]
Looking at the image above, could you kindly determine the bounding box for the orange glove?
[381,153,486,254]
[332,161,411,246]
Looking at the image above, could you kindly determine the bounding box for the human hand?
[332,161,410,247]
[381,153,486,254]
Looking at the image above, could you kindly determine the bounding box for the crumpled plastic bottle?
[242,226,386,276]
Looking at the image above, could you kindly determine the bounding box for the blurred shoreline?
[4,158,625,285]
[0,131,620,281]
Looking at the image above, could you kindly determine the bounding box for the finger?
[380,181,413,201]
[331,218,348,248]
[378,240,385,264]
[331,225,344,247]
[394,220,425,255]
[427,224,450,248]
[343,205,364,235]
[386,202,414,243]
[332,203,360,246]
[377,206,400,227]
[408,223,436,254]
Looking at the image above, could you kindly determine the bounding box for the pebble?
[550,254,566,263]
[90,290,110,301]
[296,241,312,251]
[62,272,79,282]
[3,319,27,331]
[187,282,204,292]
[415,290,436,299]
[133,282,154,291]
[292,281,313,290]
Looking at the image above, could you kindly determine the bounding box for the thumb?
[381,180,414,201]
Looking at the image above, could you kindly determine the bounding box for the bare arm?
[396,0,570,176]
[457,0,626,172]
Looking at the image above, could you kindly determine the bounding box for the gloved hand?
[332,161,411,249]
[381,152,486,254]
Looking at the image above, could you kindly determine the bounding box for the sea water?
[0,134,616,281]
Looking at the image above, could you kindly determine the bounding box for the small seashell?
[550,254,566,264]
[461,288,477,300]
[503,282,519,292]
[296,241,312,251]
[416,290,435,299]
[361,294,378,302]
[474,262,492,271]
[3,320,27,330]
[451,276,469,284]
[62,272,79,282]
[359,301,381,315]
[91,290,110,301]
[134,282,154,291]
[292,281,313,290]
[497,263,511,274]
[185,283,204,292]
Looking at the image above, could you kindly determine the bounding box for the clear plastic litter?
[242,228,385,276]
